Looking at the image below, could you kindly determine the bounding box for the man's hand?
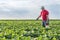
[36,15,41,20]
[36,17,39,20]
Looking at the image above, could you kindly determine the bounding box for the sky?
[0,0,60,19]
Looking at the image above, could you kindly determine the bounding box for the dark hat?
[41,6,45,9]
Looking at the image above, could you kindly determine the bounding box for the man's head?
[41,6,45,10]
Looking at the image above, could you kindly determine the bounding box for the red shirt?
[40,10,49,21]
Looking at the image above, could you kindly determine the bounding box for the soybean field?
[0,20,60,40]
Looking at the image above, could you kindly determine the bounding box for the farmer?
[36,6,49,28]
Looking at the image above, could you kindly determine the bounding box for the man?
[36,6,49,28]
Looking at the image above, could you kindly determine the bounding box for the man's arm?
[36,13,41,20]
[46,15,49,20]
[46,11,49,20]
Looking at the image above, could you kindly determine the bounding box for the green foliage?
[0,20,59,40]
